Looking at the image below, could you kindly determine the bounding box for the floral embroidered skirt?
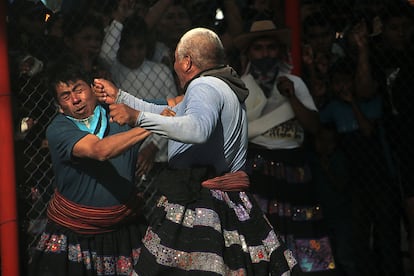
[134,187,301,275]
[28,219,147,276]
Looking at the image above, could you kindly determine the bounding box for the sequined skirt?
[28,219,147,276]
[134,188,301,275]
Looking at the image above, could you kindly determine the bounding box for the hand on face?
[109,103,139,127]
[93,78,119,105]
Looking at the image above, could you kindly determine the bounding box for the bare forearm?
[145,0,173,29]
[74,128,150,161]
[355,48,376,98]
[222,0,243,36]
[289,95,320,134]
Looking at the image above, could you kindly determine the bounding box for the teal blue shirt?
[46,105,142,207]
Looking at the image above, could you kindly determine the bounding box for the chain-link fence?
[6,0,414,275]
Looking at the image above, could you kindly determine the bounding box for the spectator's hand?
[277,76,295,98]
[19,55,43,77]
[109,103,140,127]
[20,117,37,133]
[93,78,119,104]
[350,20,369,50]
[113,0,137,22]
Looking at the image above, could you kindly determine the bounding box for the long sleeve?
[117,81,220,144]
[137,83,220,144]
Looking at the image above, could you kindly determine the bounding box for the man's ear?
[184,55,192,72]
[57,105,64,113]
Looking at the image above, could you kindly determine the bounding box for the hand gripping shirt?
[46,105,142,207]
[116,75,248,174]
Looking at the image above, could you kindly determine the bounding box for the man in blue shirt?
[29,61,150,275]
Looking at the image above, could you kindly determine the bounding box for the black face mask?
[250,57,279,74]
[250,57,280,97]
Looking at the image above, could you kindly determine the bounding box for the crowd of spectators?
[6,0,414,275]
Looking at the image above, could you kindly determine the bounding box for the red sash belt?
[47,190,143,235]
[201,171,250,191]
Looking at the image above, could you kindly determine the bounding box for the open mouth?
[75,106,87,114]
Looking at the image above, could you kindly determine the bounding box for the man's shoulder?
[47,113,66,127]
[46,114,74,142]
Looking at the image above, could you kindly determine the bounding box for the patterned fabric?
[134,185,301,275]
[28,219,146,276]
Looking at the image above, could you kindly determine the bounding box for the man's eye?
[60,94,70,101]
[74,85,86,93]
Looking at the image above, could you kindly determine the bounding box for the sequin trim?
[210,190,252,221]
[143,228,226,274]
[35,232,139,275]
[157,196,222,232]
[36,233,67,253]
[284,249,298,269]
[143,228,251,275]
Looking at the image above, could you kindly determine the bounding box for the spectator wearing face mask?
[235,18,340,275]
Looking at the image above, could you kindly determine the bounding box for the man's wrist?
[115,89,122,103]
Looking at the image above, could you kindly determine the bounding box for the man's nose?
[262,48,271,57]
[71,93,81,103]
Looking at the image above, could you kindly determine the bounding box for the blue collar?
[66,105,108,139]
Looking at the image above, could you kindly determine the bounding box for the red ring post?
[285,0,302,76]
[0,1,21,275]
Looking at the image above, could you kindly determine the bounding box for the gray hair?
[176,27,226,69]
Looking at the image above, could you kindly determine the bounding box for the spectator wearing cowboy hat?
[235,18,339,274]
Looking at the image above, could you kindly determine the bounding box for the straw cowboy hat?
[234,20,291,51]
